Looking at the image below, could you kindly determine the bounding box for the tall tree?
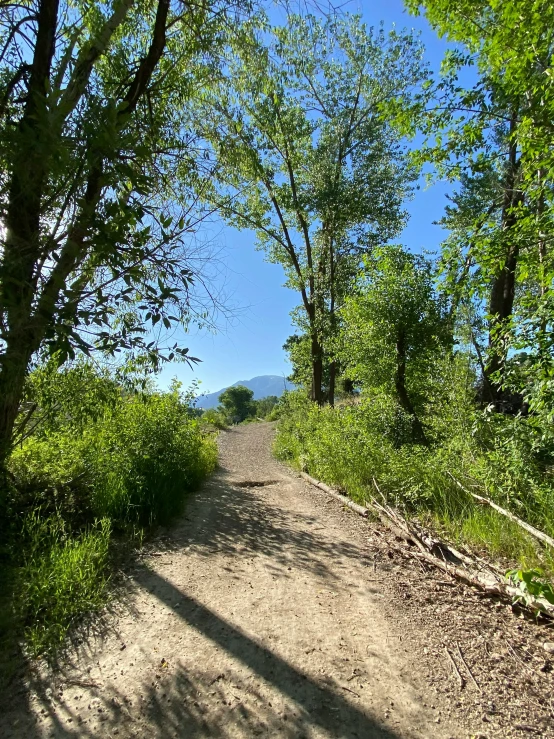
[218,384,255,423]
[0,0,246,468]
[196,13,425,404]
[337,246,449,443]
[405,0,554,407]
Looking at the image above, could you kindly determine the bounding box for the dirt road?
[3,423,552,738]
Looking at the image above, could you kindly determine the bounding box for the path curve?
[4,423,467,738]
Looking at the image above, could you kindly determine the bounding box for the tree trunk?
[0,339,36,470]
[310,333,324,405]
[328,360,336,407]
[0,0,61,474]
[484,112,522,406]
[395,330,427,445]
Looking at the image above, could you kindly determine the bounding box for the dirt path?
[3,423,553,738]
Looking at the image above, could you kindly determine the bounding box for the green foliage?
[401,0,554,409]
[506,569,554,610]
[275,378,554,577]
[86,390,217,526]
[266,405,283,422]
[2,362,217,657]
[9,378,217,529]
[20,358,121,439]
[254,396,280,419]
[201,408,229,430]
[337,246,449,410]
[218,385,255,423]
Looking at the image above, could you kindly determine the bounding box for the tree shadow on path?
[2,442,408,739]
[165,475,383,590]
[129,568,404,739]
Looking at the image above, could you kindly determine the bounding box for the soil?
[1,422,553,738]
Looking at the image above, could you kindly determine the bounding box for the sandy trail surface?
[0,424,517,738]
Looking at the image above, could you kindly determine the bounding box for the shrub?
[87,391,218,526]
[3,363,218,658]
[201,408,228,429]
[275,389,554,576]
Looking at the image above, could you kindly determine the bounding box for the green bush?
[86,391,218,526]
[275,389,554,576]
[201,407,228,429]
[266,405,282,421]
[3,363,218,658]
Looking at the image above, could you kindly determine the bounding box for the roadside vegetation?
[0,362,216,660]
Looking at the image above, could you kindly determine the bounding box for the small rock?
[543,642,554,654]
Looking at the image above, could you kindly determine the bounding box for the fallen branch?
[447,473,554,550]
[300,471,554,619]
[398,545,554,618]
[300,472,368,517]
[397,546,498,591]
[372,479,477,566]
[370,479,432,554]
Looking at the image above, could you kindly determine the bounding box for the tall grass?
[18,514,111,656]
[274,392,554,576]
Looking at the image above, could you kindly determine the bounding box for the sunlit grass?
[275,394,554,581]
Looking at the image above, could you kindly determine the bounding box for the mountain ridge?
[197,374,294,409]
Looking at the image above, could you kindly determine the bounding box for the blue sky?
[157,0,455,395]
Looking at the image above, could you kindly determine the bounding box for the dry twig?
[455,642,481,693]
[444,646,465,689]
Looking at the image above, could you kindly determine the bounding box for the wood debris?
[300,471,554,620]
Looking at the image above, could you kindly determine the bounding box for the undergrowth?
[274,391,554,578]
[17,514,111,656]
[0,362,217,661]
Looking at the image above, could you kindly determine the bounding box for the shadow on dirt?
[10,570,403,739]
[165,476,384,591]
[1,436,402,739]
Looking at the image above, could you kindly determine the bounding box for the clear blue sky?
[157,0,454,394]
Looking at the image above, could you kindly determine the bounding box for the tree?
[197,13,425,404]
[0,0,247,469]
[337,246,449,443]
[404,0,554,408]
[218,385,255,423]
[254,395,280,419]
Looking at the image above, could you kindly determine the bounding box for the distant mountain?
[197,375,294,409]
